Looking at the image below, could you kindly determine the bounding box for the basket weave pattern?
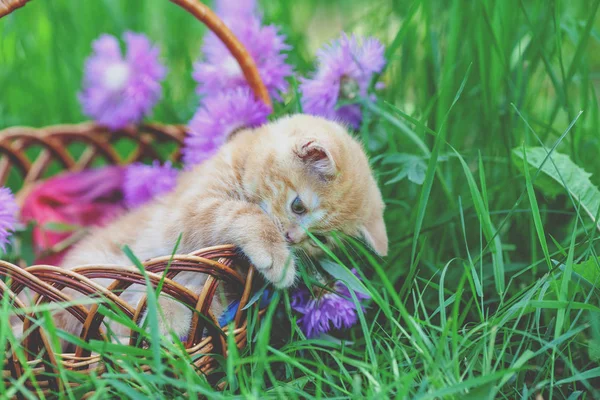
[0,123,186,199]
[0,0,270,393]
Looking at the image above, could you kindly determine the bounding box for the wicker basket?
[0,0,271,394]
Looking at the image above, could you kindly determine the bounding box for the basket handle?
[0,0,272,107]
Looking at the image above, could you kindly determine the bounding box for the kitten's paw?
[242,241,296,288]
[140,297,192,341]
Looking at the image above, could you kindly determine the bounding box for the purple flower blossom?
[0,187,18,252]
[214,0,259,19]
[124,161,178,208]
[182,88,270,167]
[193,15,292,99]
[300,34,386,129]
[79,32,167,130]
[291,270,370,338]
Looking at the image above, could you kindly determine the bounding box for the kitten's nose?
[285,232,298,244]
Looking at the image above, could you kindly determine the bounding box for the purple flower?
[0,187,18,252]
[214,0,259,19]
[300,34,386,129]
[124,161,178,208]
[182,88,270,167]
[193,15,292,99]
[79,32,167,130]
[291,270,370,338]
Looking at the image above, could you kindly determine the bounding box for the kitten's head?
[244,114,388,257]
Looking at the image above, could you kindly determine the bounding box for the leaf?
[385,167,408,185]
[121,245,162,372]
[320,260,369,296]
[283,376,311,390]
[383,153,427,185]
[453,147,505,295]
[382,153,422,165]
[590,316,600,362]
[512,147,600,228]
[566,392,584,400]
[16,222,35,266]
[570,257,600,291]
[501,350,534,386]
[522,146,552,270]
[527,300,600,313]
[43,221,81,233]
[556,366,600,385]
[241,283,269,310]
[407,160,427,185]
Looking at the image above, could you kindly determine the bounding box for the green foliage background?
[1,0,600,398]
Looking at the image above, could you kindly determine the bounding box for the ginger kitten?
[59,114,388,342]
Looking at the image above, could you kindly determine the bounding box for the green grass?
[2,0,600,398]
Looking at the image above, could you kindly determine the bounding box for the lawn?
[1,0,600,398]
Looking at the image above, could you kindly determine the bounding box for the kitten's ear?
[295,139,337,179]
[361,213,388,256]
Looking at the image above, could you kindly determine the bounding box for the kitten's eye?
[291,196,307,215]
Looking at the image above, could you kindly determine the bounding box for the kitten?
[58,114,388,342]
